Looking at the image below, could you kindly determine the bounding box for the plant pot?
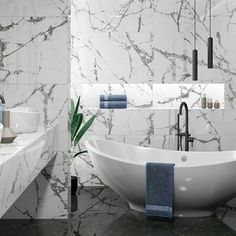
[71,176,78,196]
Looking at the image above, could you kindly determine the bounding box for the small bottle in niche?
[214,100,220,109]
[207,98,213,109]
[201,93,207,109]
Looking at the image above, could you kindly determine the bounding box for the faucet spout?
[179,101,188,115]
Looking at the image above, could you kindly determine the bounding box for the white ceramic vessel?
[85,138,236,217]
[9,107,40,134]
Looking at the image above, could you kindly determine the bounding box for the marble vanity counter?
[0,126,58,218]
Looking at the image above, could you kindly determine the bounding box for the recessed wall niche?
[81,83,224,110]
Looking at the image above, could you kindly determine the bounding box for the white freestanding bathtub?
[85,138,236,217]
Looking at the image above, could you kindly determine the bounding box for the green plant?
[70,97,96,158]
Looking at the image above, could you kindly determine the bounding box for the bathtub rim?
[85,138,236,168]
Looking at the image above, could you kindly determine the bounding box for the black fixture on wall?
[208,0,213,68]
[192,0,198,81]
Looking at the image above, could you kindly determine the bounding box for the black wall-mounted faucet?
[177,102,194,151]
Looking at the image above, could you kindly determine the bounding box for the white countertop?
[0,126,58,218]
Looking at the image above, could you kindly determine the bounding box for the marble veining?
[71,32,154,84]
[71,0,156,33]
[0,16,68,85]
[0,0,69,17]
[0,0,70,219]
[0,127,57,218]
[3,151,69,220]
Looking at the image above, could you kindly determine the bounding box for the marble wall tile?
[0,17,68,85]
[154,110,177,136]
[188,110,236,137]
[71,32,154,84]
[0,0,69,17]
[83,109,154,137]
[71,83,82,101]
[154,135,176,150]
[3,152,69,219]
[71,0,155,33]
[125,84,153,108]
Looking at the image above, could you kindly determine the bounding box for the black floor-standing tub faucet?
[177,102,194,151]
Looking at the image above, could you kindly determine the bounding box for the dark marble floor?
[71,186,236,236]
[0,186,236,236]
[0,219,69,236]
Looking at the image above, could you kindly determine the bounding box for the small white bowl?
[9,107,40,134]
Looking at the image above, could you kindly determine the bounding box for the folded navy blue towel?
[100,101,127,109]
[100,94,127,101]
[146,162,175,219]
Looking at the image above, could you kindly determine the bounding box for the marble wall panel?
[0,0,69,17]
[71,0,155,33]
[0,1,70,219]
[71,32,154,84]
[0,17,68,85]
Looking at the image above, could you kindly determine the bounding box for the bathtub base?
[128,202,215,218]
[129,203,146,213]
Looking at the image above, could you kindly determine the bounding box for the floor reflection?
[102,211,236,236]
[0,187,235,236]
[0,220,69,236]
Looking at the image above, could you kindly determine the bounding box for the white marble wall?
[0,0,70,218]
[71,0,236,188]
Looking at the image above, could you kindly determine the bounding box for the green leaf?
[74,115,96,146]
[73,150,88,158]
[70,96,96,158]
[73,96,80,121]
[71,113,83,141]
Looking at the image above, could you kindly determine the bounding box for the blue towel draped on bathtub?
[146,162,175,219]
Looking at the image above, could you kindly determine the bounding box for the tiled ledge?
[81,83,224,110]
[0,126,58,218]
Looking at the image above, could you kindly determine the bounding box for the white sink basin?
[0,123,3,140]
[9,107,40,134]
